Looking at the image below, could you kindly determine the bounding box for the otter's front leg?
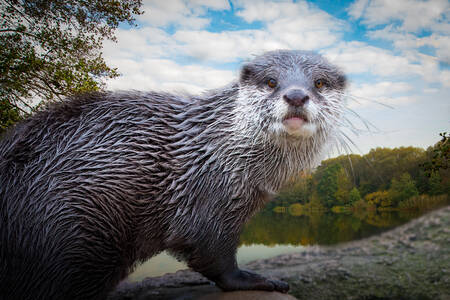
[212,267,290,293]
[184,239,289,293]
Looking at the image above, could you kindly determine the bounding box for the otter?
[0,50,346,299]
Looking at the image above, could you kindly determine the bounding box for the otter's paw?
[215,269,289,293]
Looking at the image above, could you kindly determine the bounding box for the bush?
[364,191,390,208]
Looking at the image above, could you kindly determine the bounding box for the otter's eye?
[315,79,325,89]
[267,78,277,88]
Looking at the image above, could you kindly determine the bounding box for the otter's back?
[0,91,185,299]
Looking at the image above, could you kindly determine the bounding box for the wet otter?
[0,50,346,299]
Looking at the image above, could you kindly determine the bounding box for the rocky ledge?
[109,206,450,300]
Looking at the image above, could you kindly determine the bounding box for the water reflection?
[240,210,413,246]
[127,245,303,282]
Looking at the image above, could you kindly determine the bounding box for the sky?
[102,0,450,157]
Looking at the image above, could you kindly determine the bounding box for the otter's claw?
[214,269,289,293]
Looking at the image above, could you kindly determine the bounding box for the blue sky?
[102,0,450,156]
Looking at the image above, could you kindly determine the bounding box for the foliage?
[348,187,361,204]
[315,163,341,208]
[318,147,428,196]
[388,172,419,206]
[307,190,326,211]
[0,97,20,132]
[335,167,353,205]
[420,132,449,177]
[275,174,312,205]
[428,171,443,195]
[364,190,390,208]
[0,0,143,131]
[270,143,448,214]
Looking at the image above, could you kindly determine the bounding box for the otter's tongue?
[283,117,305,131]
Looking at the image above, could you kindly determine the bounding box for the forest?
[266,133,449,214]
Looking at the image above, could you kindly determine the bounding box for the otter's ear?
[240,64,255,83]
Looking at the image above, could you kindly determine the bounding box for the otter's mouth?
[282,112,309,132]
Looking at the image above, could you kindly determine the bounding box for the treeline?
[269,137,449,212]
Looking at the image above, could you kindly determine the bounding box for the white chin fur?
[285,122,317,137]
[271,121,317,138]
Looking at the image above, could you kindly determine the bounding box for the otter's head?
[236,50,346,142]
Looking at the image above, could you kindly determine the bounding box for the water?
[127,205,444,282]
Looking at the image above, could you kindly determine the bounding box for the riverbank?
[109,205,450,300]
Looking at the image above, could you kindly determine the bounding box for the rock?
[198,291,297,300]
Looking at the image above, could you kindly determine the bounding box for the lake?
[127,203,446,282]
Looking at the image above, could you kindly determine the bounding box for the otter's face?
[237,50,346,140]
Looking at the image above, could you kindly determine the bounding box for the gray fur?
[0,50,346,299]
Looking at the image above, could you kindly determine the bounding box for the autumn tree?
[364,190,390,208]
[0,0,143,132]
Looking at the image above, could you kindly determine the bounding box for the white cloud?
[103,27,176,60]
[347,0,450,90]
[441,70,450,88]
[347,81,415,108]
[159,0,344,63]
[324,41,450,89]
[190,0,231,10]
[418,35,450,63]
[368,26,450,64]
[325,42,421,77]
[236,0,345,49]
[424,88,440,93]
[347,0,369,20]
[103,0,346,65]
[173,30,265,62]
[172,26,339,63]
[236,0,334,24]
[137,0,230,29]
[104,58,235,94]
[347,0,450,33]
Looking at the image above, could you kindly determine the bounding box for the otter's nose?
[283,89,310,107]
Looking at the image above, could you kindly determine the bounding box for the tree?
[0,98,20,130]
[428,171,443,195]
[276,173,312,205]
[388,172,419,206]
[316,163,341,208]
[335,167,353,205]
[421,132,449,177]
[348,187,361,204]
[0,0,143,131]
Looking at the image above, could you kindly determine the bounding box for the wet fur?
[0,50,346,299]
